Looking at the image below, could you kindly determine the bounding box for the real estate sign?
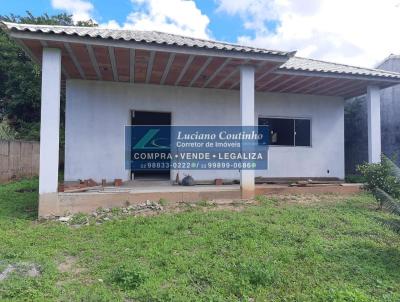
[125,126,269,171]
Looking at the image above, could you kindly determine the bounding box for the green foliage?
[357,155,400,200]
[158,198,168,206]
[345,174,366,183]
[255,194,278,205]
[0,177,38,219]
[110,264,147,290]
[2,11,76,25]
[374,188,400,216]
[313,287,370,302]
[0,119,17,139]
[0,27,41,140]
[69,212,89,225]
[111,207,122,215]
[374,188,400,233]
[358,155,400,232]
[385,155,400,179]
[0,12,97,141]
[195,199,211,207]
[234,261,277,287]
[1,179,400,301]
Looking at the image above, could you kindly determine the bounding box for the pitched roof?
[280,56,400,79]
[2,20,400,99]
[0,22,294,57]
[3,21,400,81]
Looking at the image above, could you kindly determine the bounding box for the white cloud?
[51,0,94,22]
[99,0,210,39]
[100,20,121,29]
[216,0,400,67]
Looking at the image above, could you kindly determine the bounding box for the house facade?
[2,22,400,216]
[66,80,344,181]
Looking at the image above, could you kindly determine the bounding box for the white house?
[2,22,400,216]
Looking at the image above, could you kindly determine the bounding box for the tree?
[0,12,97,140]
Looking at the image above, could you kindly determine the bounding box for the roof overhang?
[3,22,400,99]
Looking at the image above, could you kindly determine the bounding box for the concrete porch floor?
[51,181,362,216]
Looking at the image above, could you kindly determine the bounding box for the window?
[294,119,311,146]
[258,117,311,147]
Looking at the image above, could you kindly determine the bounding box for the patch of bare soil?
[159,199,257,214]
[55,194,351,226]
[57,256,84,275]
[0,262,41,281]
[266,193,346,205]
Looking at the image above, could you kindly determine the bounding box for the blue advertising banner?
[125,125,269,170]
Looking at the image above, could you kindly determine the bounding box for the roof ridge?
[291,56,400,76]
[148,29,296,55]
[1,21,296,57]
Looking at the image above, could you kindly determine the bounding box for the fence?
[0,140,39,183]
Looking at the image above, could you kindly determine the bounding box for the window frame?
[258,115,312,148]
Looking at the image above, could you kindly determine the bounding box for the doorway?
[131,110,171,180]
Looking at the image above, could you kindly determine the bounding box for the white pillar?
[38,48,61,216]
[367,85,381,163]
[240,65,255,199]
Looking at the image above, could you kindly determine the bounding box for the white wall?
[65,80,345,182]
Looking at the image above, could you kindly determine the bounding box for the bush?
[358,155,400,232]
[357,155,400,200]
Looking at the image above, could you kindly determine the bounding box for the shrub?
[357,155,400,201]
[358,155,400,232]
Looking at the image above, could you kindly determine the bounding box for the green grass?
[1,178,400,301]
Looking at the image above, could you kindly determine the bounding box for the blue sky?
[0,0,261,43]
[1,0,400,67]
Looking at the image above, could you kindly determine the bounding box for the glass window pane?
[259,118,294,146]
[295,119,311,146]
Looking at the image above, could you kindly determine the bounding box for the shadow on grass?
[324,239,400,288]
[0,178,39,220]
